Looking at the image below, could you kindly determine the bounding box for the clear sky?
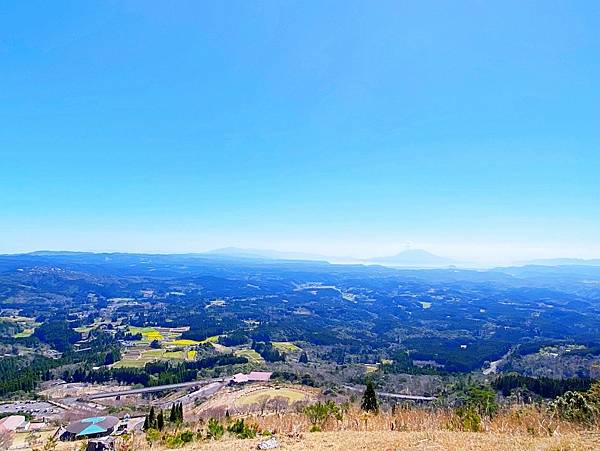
[1,1,599,263]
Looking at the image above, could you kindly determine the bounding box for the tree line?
[492,374,594,398]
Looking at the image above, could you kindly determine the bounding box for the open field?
[113,347,194,368]
[113,326,207,367]
[2,315,40,337]
[211,343,231,353]
[193,383,318,417]
[272,341,301,352]
[234,348,264,363]
[234,386,309,407]
[13,328,35,337]
[137,430,600,451]
[365,363,379,374]
[171,339,201,346]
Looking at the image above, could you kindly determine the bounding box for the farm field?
[234,348,264,363]
[112,325,210,367]
[2,315,40,337]
[113,348,193,368]
[272,341,301,352]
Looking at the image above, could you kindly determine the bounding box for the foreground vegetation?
[100,381,600,451]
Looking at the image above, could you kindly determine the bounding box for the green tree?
[299,352,309,364]
[148,406,156,429]
[587,381,600,405]
[361,380,379,413]
[465,386,498,418]
[150,339,161,349]
[551,391,597,424]
[157,410,164,431]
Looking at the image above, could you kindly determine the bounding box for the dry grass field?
[174,430,600,450]
[192,384,318,417]
[38,404,600,451]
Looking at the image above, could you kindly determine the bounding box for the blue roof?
[77,424,107,436]
[81,416,106,423]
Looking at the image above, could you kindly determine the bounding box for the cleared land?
[194,383,318,416]
[234,386,309,407]
[272,341,301,352]
[234,348,264,363]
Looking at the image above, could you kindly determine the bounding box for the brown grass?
[245,405,595,437]
[55,405,600,451]
[118,430,600,451]
[195,430,599,450]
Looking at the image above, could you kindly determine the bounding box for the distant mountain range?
[209,247,456,268]
[10,249,600,269]
[524,257,600,267]
[368,249,456,267]
[207,247,331,261]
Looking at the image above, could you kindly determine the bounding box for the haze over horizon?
[1,1,599,262]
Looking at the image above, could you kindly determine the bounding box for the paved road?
[343,385,436,401]
[162,381,226,407]
[86,378,227,400]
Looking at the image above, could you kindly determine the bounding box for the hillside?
[160,430,600,451]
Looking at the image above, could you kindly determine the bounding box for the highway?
[162,381,226,408]
[343,385,436,401]
[85,378,227,400]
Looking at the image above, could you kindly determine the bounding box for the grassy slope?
[125,431,600,451]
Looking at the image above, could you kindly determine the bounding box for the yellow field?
[187,350,197,360]
[172,339,201,345]
[144,330,164,340]
[365,364,379,374]
[14,328,35,337]
[272,341,301,352]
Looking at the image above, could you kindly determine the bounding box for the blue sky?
[1,1,599,262]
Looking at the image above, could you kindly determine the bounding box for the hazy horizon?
[1,2,599,262]
[2,245,599,268]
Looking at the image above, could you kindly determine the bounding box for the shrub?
[163,434,183,448]
[455,407,481,432]
[587,381,600,405]
[550,391,597,425]
[206,418,224,440]
[304,400,343,428]
[179,430,194,443]
[227,418,258,439]
[145,428,161,445]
